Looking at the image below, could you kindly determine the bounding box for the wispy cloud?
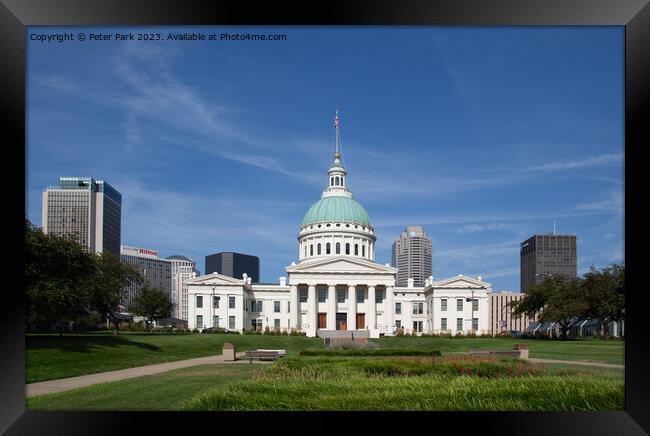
[456,222,513,234]
[574,190,624,213]
[527,153,623,172]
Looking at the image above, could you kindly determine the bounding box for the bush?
[192,328,199,333]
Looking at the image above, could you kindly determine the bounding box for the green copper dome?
[302,196,372,227]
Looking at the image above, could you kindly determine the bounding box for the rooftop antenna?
[553,218,556,235]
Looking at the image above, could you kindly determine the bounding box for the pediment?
[433,274,491,289]
[286,256,397,274]
[186,272,244,286]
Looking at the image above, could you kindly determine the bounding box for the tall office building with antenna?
[520,229,577,292]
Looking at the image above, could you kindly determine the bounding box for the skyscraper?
[41,177,121,256]
[391,225,433,287]
[167,255,199,320]
[520,234,577,292]
[120,245,172,310]
[205,252,260,283]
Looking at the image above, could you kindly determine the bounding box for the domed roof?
[302,196,372,227]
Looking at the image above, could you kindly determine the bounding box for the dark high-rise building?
[520,234,577,292]
[42,177,121,256]
[205,252,260,283]
[391,225,433,287]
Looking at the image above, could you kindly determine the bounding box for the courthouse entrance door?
[318,313,327,329]
[356,313,365,330]
[336,313,347,330]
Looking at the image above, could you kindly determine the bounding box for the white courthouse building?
[187,116,492,337]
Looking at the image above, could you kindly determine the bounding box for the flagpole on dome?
[334,109,341,163]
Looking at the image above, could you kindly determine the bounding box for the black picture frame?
[3,0,648,434]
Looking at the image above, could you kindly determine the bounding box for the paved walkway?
[26,352,262,398]
[527,358,624,369]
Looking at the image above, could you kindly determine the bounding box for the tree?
[89,252,142,334]
[582,264,625,338]
[129,285,174,326]
[24,218,97,333]
[512,275,588,340]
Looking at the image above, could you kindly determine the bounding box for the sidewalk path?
[527,358,624,369]
[27,352,256,398]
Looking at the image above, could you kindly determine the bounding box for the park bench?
[244,350,284,363]
[469,349,521,358]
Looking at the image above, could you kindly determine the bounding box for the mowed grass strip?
[27,364,261,411]
[26,332,322,383]
[377,336,624,364]
[185,374,623,411]
[299,348,441,357]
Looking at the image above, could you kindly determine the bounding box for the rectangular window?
[229,316,235,330]
[337,289,346,303]
[472,299,479,311]
[196,296,203,308]
[457,318,463,331]
[413,321,422,332]
[441,299,447,311]
[441,318,447,330]
[274,319,280,329]
[412,302,424,315]
[274,301,281,313]
[457,299,463,311]
[375,289,383,303]
[395,302,401,314]
[213,296,219,308]
[318,289,326,303]
[395,320,401,329]
[300,288,308,302]
[472,318,479,331]
[196,315,203,328]
[213,315,219,327]
[229,296,235,309]
[356,289,365,303]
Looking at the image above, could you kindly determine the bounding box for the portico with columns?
[286,256,397,338]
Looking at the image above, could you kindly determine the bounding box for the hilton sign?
[120,245,159,258]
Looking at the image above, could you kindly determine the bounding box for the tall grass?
[185,374,623,411]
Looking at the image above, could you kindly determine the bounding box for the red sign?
[138,248,158,256]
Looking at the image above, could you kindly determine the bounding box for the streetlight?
[210,285,220,329]
[466,288,475,334]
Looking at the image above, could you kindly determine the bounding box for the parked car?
[510,330,523,338]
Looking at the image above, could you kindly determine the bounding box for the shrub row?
[299,348,442,357]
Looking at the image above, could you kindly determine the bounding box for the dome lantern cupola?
[298,110,376,262]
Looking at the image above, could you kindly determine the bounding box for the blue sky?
[26,26,624,291]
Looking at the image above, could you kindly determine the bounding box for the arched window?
[354,244,359,255]
[310,244,314,256]
[362,245,365,257]
[335,242,340,254]
[330,176,334,186]
[326,243,331,254]
[317,243,321,255]
[305,246,307,257]
[345,243,350,254]
[335,177,339,186]
[341,177,344,186]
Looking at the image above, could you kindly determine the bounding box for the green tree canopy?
[129,285,174,325]
[512,275,588,340]
[25,218,97,331]
[89,252,142,334]
[582,263,625,337]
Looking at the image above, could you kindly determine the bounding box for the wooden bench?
[244,350,280,363]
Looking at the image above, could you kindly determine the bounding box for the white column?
[289,285,299,329]
[348,285,357,330]
[327,285,336,330]
[368,286,376,331]
[386,286,394,334]
[308,285,317,337]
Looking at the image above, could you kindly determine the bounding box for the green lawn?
[26,332,322,383]
[26,332,623,384]
[377,336,624,364]
[27,364,261,411]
